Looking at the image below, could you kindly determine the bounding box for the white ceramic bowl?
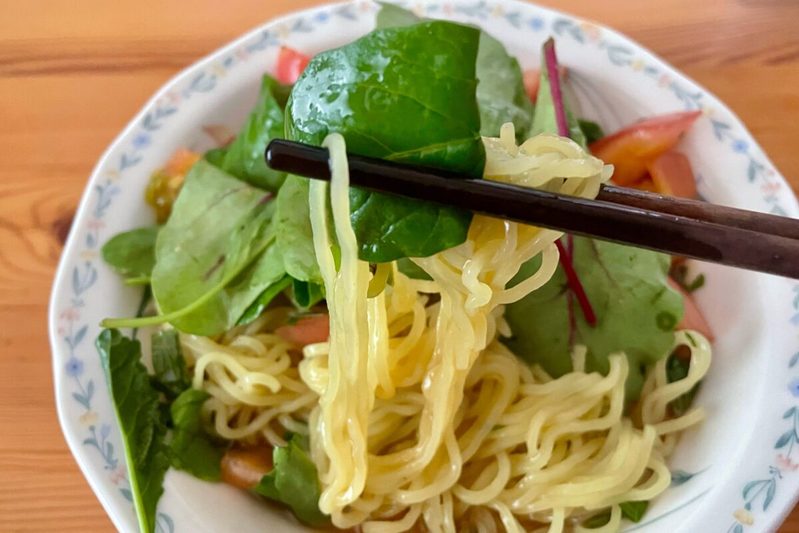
[49,1,799,531]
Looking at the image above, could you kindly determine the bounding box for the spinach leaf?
[132,285,152,341]
[96,329,169,533]
[620,500,649,522]
[529,55,586,147]
[475,32,534,139]
[145,161,280,335]
[290,279,325,309]
[224,239,287,323]
[204,146,228,167]
[503,237,683,400]
[103,161,292,334]
[396,257,432,281]
[275,175,321,283]
[671,263,706,294]
[285,21,484,262]
[581,501,649,527]
[374,3,533,139]
[169,388,223,481]
[101,226,158,279]
[237,275,292,326]
[581,510,611,528]
[666,350,700,416]
[347,187,472,263]
[578,119,605,144]
[253,434,327,527]
[217,75,290,191]
[150,330,189,399]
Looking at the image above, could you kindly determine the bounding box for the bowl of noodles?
[49,1,799,532]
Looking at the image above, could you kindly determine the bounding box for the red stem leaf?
[555,240,597,327]
[544,38,597,327]
[543,38,570,138]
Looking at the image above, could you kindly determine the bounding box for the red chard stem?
[544,38,597,327]
[555,240,597,327]
[543,37,570,138]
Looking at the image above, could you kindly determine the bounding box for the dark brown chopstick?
[265,139,799,279]
[597,185,799,240]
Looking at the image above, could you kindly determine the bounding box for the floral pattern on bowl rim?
[49,1,799,532]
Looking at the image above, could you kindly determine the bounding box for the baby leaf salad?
[96,4,708,531]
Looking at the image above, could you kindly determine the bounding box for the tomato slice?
[276,315,330,346]
[145,148,201,223]
[164,148,201,177]
[275,46,311,85]
[221,446,273,490]
[590,110,701,185]
[668,278,714,341]
[629,176,659,193]
[647,150,698,198]
[523,69,541,103]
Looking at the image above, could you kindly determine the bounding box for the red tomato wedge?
[647,150,698,198]
[522,66,568,103]
[221,446,273,490]
[590,110,701,185]
[164,148,201,177]
[668,279,714,341]
[275,46,311,85]
[276,315,330,346]
[630,176,659,193]
[523,69,541,102]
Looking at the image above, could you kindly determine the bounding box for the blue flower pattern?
[65,357,84,377]
[55,2,797,531]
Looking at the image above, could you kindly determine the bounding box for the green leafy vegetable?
[686,273,705,293]
[671,263,706,293]
[529,54,586,147]
[96,329,169,533]
[578,119,605,144]
[101,226,158,279]
[285,20,484,262]
[223,240,287,324]
[620,500,649,522]
[581,511,611,528]
[169,388,224,481]
[290,279,325,309]
[503,237,684,400]
[275,175,321,283]
[347,186,472,263]
[217,75,290,191]
[253,434,327,527]
[666,349,700,416]
[581,501,649,527]
[132,286,152,341]
[102,161,289,335]
[150,330,190,398]
[475,32,534,139]
[237,275,292,326]
[396,257,432,281]
[125,277,151,286]
[204,146,228,167]
[375,3,533,139]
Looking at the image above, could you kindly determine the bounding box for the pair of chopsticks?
[265,139,799,279]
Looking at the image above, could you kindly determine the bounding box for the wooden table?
[1,0,798,531]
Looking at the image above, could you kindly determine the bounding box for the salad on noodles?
[97,5,714,532]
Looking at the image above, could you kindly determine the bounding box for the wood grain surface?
[1,0,798,531]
